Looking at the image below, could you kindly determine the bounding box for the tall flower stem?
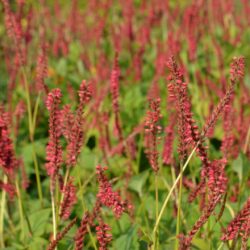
[175,161,183,250]
[0,175,7,248]
[21,66,43,207]
[58,168,70,216]
[153,173,159,250]
[243,124,250,153]
[153,145,198,236]
[15,178,25,240]
[50,181,57,250]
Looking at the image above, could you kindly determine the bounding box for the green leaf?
[28,237,48,250]
[232,154,243,182]
[232,152,250,183]
[24,208,51,237]
[113,226,138,250]
[192,238,210,250]
[128,171,149,197]
[56,59,67,77]
[79,148,97,170]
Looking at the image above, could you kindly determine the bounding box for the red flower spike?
[222,197,250,242]
[59,177,77,220]
[66,80,92,167]
[96,218,112,250]
[145,97,162,172]
[0,107,19,177]
[74,212,90,250]
[110,52,123,146]
[45,89,63,181]
[96,165,128,218]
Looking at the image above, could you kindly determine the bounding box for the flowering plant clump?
[0,0,250,249]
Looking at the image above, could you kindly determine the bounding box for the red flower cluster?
[208,159,227,196]
[47,217,77,250]
[66,80,92,166]
[0,107,18,198]
[0,108,18,176]
[145,98,162,172]
[36,29,49,94]
[74,212,90,250]
[162,120,175,165]
[96,165,127,218]
[110,52,123,143]
[96,219,112,250]
[166,56,194,162]
[202,57,245,138]
[45,89,63,180]
[221,197,250,242]
[60,177,77,220]
[2,0,25,66]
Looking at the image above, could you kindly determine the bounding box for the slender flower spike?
[96,218,112,250]
[96,165,128,218]
[66,80,92,167]
[166,56,194,162]
[2,0,25,65]
[47,217,77,250]
[202,56,245,138]
[74,212,90,250]
[0,107,18,176]
[179,194,222,249]
[59,177,77,220]
[221,197,250,241]
[45,89,63,180]
[110,52,123,144]
[162,121,175,165]
[144,98,162,172]
[36,31,49,94]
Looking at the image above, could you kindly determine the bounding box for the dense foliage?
[0,0,250,249]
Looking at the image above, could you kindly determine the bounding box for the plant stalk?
[175,161,183,250]
[153,145,198,235]
[0,175,7,248]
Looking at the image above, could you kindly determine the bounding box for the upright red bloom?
[221,197,250,242]
[59,177,77,220]
[166,56,193,162]
[144,98,162,172]
[0,107,18,177]
[110,52,123,145]
[96,218,112,250]
[74,212,90,250]
[45,89,63,181]
[66,80,92,167]
[36,28,49,94]
[2,0,25,65]
[202,57,245,138]
[162,120,175,165]
[96,165,128,218]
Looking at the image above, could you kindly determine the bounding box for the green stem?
[58,168,70,217]
[21,67,33,138]
[175,162,183,250]
[153,173,159,250]
[32,142,43,206]
[0,175,7,248]
[50,182,57,250]
[15,179,25,240]
[217,242,224,250]
[21,66,43,206]
[153,145,197,235]
[87,225,98,250]
[243,124,250,153]
[32,92,41,134]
